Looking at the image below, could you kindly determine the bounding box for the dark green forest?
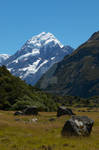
[0,65,58,111]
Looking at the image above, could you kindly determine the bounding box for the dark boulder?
[14,111,23,116]
[23,106,38,115]
[57,106,75,117]
[61,115,94,136]
[49,118,56,121]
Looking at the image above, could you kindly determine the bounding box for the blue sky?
[0,0,99,54]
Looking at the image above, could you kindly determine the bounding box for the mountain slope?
[0,65,99,110]
[4,32,73,85]
[0,65,61,111]
[0,54,10,66]
[36,31,99,98]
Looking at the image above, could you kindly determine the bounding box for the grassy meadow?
[0,108,99,150]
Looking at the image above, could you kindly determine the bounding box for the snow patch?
[22,59,48,78]
[14,49,40,62]
[51,57,55,60]
[8,68,13,71]
[12,59,18,63]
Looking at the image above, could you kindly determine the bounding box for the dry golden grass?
[0,108,99,150]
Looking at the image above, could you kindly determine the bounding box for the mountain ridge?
[36,31,99,98]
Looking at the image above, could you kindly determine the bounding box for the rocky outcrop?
[23,106,38,115]
[57,106,75,117]
[14,111,23,115]
[61,115,94,136]
[14,106,38,116]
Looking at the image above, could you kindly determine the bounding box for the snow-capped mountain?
[4,32,74,85]
[0,54,10,66]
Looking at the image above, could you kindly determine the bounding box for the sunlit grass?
[0,108,99,150]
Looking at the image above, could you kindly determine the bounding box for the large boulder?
[57,106,74,117]
[61,115,94,136]
[14,111,23,116]
[23,106,38,115]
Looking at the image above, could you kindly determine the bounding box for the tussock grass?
[0,108,99,150]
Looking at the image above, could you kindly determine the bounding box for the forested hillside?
[0,66,59,111]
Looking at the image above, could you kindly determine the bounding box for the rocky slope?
[36,31,99,98]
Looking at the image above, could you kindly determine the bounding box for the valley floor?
[0,108,99,150]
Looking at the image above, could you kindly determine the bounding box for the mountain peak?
[0,54,10,65]
[4,32,73,85]
[25,32,64,49]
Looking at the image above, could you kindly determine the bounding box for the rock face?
[57,106,74,117]
[61,116,94,136]
[23,106,38,115]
